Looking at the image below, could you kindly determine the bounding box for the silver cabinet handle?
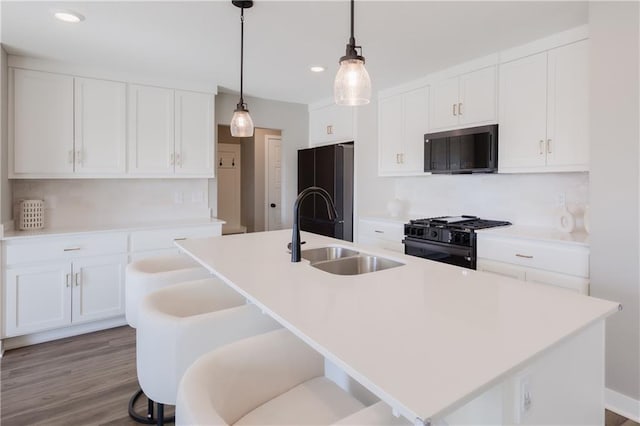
[76,150,82,165]
[539,140,544,155]
[170,153,175,165]
[173,237,187,241]
[66,273,71,288]
[516,253,534,259]
[74,272,81,287]
[64,247,81,252]
[374,230,384,234]
[326,125,333,135]
[458,102,463,115]
[452,103,457,116]
[547,139,552,154]
[68,150,74,164]
[176,153,182,166]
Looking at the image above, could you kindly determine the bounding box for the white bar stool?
[126,253,211,424]
[176,328,410,426]
[137,278,282,426]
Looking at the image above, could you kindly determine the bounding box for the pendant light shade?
[230,0,254,137]
[334,0,371,106]
[230,106,254,137]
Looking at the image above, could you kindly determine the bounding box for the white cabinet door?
[11,69,74,176]
[74,77,127,175]
[71,255,126,324]
[378,95,404,174]
[459,66,497,126]
[5,262,72,337]
[546,40,589,170]
[309,104,355,146]
[175,90,215,177]
[128,84,175,175]
[429,77,459,131]
[402,87,428,173]
[498,52,548,170]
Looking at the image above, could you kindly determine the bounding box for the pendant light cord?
[350,0,355,46]
[239,7,245,106]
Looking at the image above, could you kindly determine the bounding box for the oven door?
[403,237,475,269]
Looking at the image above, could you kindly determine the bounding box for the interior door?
[266,136,282,231]
[217,144,242,234]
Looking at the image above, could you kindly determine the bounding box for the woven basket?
[18,199,44,230]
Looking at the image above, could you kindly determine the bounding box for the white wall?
[589,1,640,415]
[393,172,589,228]
[215,92,307,228]
[12,179,210,229]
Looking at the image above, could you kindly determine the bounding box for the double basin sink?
[301,246,404,276]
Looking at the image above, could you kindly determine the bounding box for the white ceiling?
[1,1,588,105]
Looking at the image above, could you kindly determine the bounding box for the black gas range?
[403,215,511,270]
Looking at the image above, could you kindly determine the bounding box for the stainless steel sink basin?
[301,246,360,263]
[311,255,404,275]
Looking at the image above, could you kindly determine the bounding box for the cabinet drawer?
[130,225,221,252]
[5,233,128,266]
[477,235,589,277]
[358,219,404,243]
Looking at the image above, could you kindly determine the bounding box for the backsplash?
[12,179,210,230]
[394,172,589,228]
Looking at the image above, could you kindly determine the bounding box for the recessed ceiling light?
[53,10,85,23]
[310,66,325,73]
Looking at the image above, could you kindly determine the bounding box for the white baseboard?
[1,317,128,353]
[606,388,640,422]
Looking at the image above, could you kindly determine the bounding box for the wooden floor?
[1,326,638,426]
[1,326,174,426]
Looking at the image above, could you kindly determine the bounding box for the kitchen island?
[176,230,619,425]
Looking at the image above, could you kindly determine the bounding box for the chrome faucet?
[291,186,339,262]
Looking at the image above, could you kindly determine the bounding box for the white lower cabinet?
[358,218,405,253]
[477,232,589,294]
[5,256,126,336]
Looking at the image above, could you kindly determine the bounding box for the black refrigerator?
[297,143,354,242]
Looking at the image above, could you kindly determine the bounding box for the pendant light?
[334,0,371,106]
[230,0,255,137]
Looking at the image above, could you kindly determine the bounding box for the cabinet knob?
[270,203,276,208]
[326,125,334,135]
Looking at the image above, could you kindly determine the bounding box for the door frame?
[264,135,283,231]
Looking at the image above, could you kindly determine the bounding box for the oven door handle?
[403,238,472,255]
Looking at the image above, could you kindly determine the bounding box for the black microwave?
[424,124,498,174]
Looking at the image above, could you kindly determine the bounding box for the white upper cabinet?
[429,66,497,131]
[74,77,127,175]
[378,86,428,176]
[498,52,548,169]
[129,85,215,177]
[175,90,215,176]
[11,69,74,176]
[128,84,175,176]
[499,40,589,173]
[546,40,589,169]
[10,67,215,179]
[309,103,355,146]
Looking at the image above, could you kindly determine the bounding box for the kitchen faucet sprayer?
[290,187,339,262]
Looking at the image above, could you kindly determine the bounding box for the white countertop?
[2,218,225,241]
[176,229,617,423]
[476,224,590,247]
